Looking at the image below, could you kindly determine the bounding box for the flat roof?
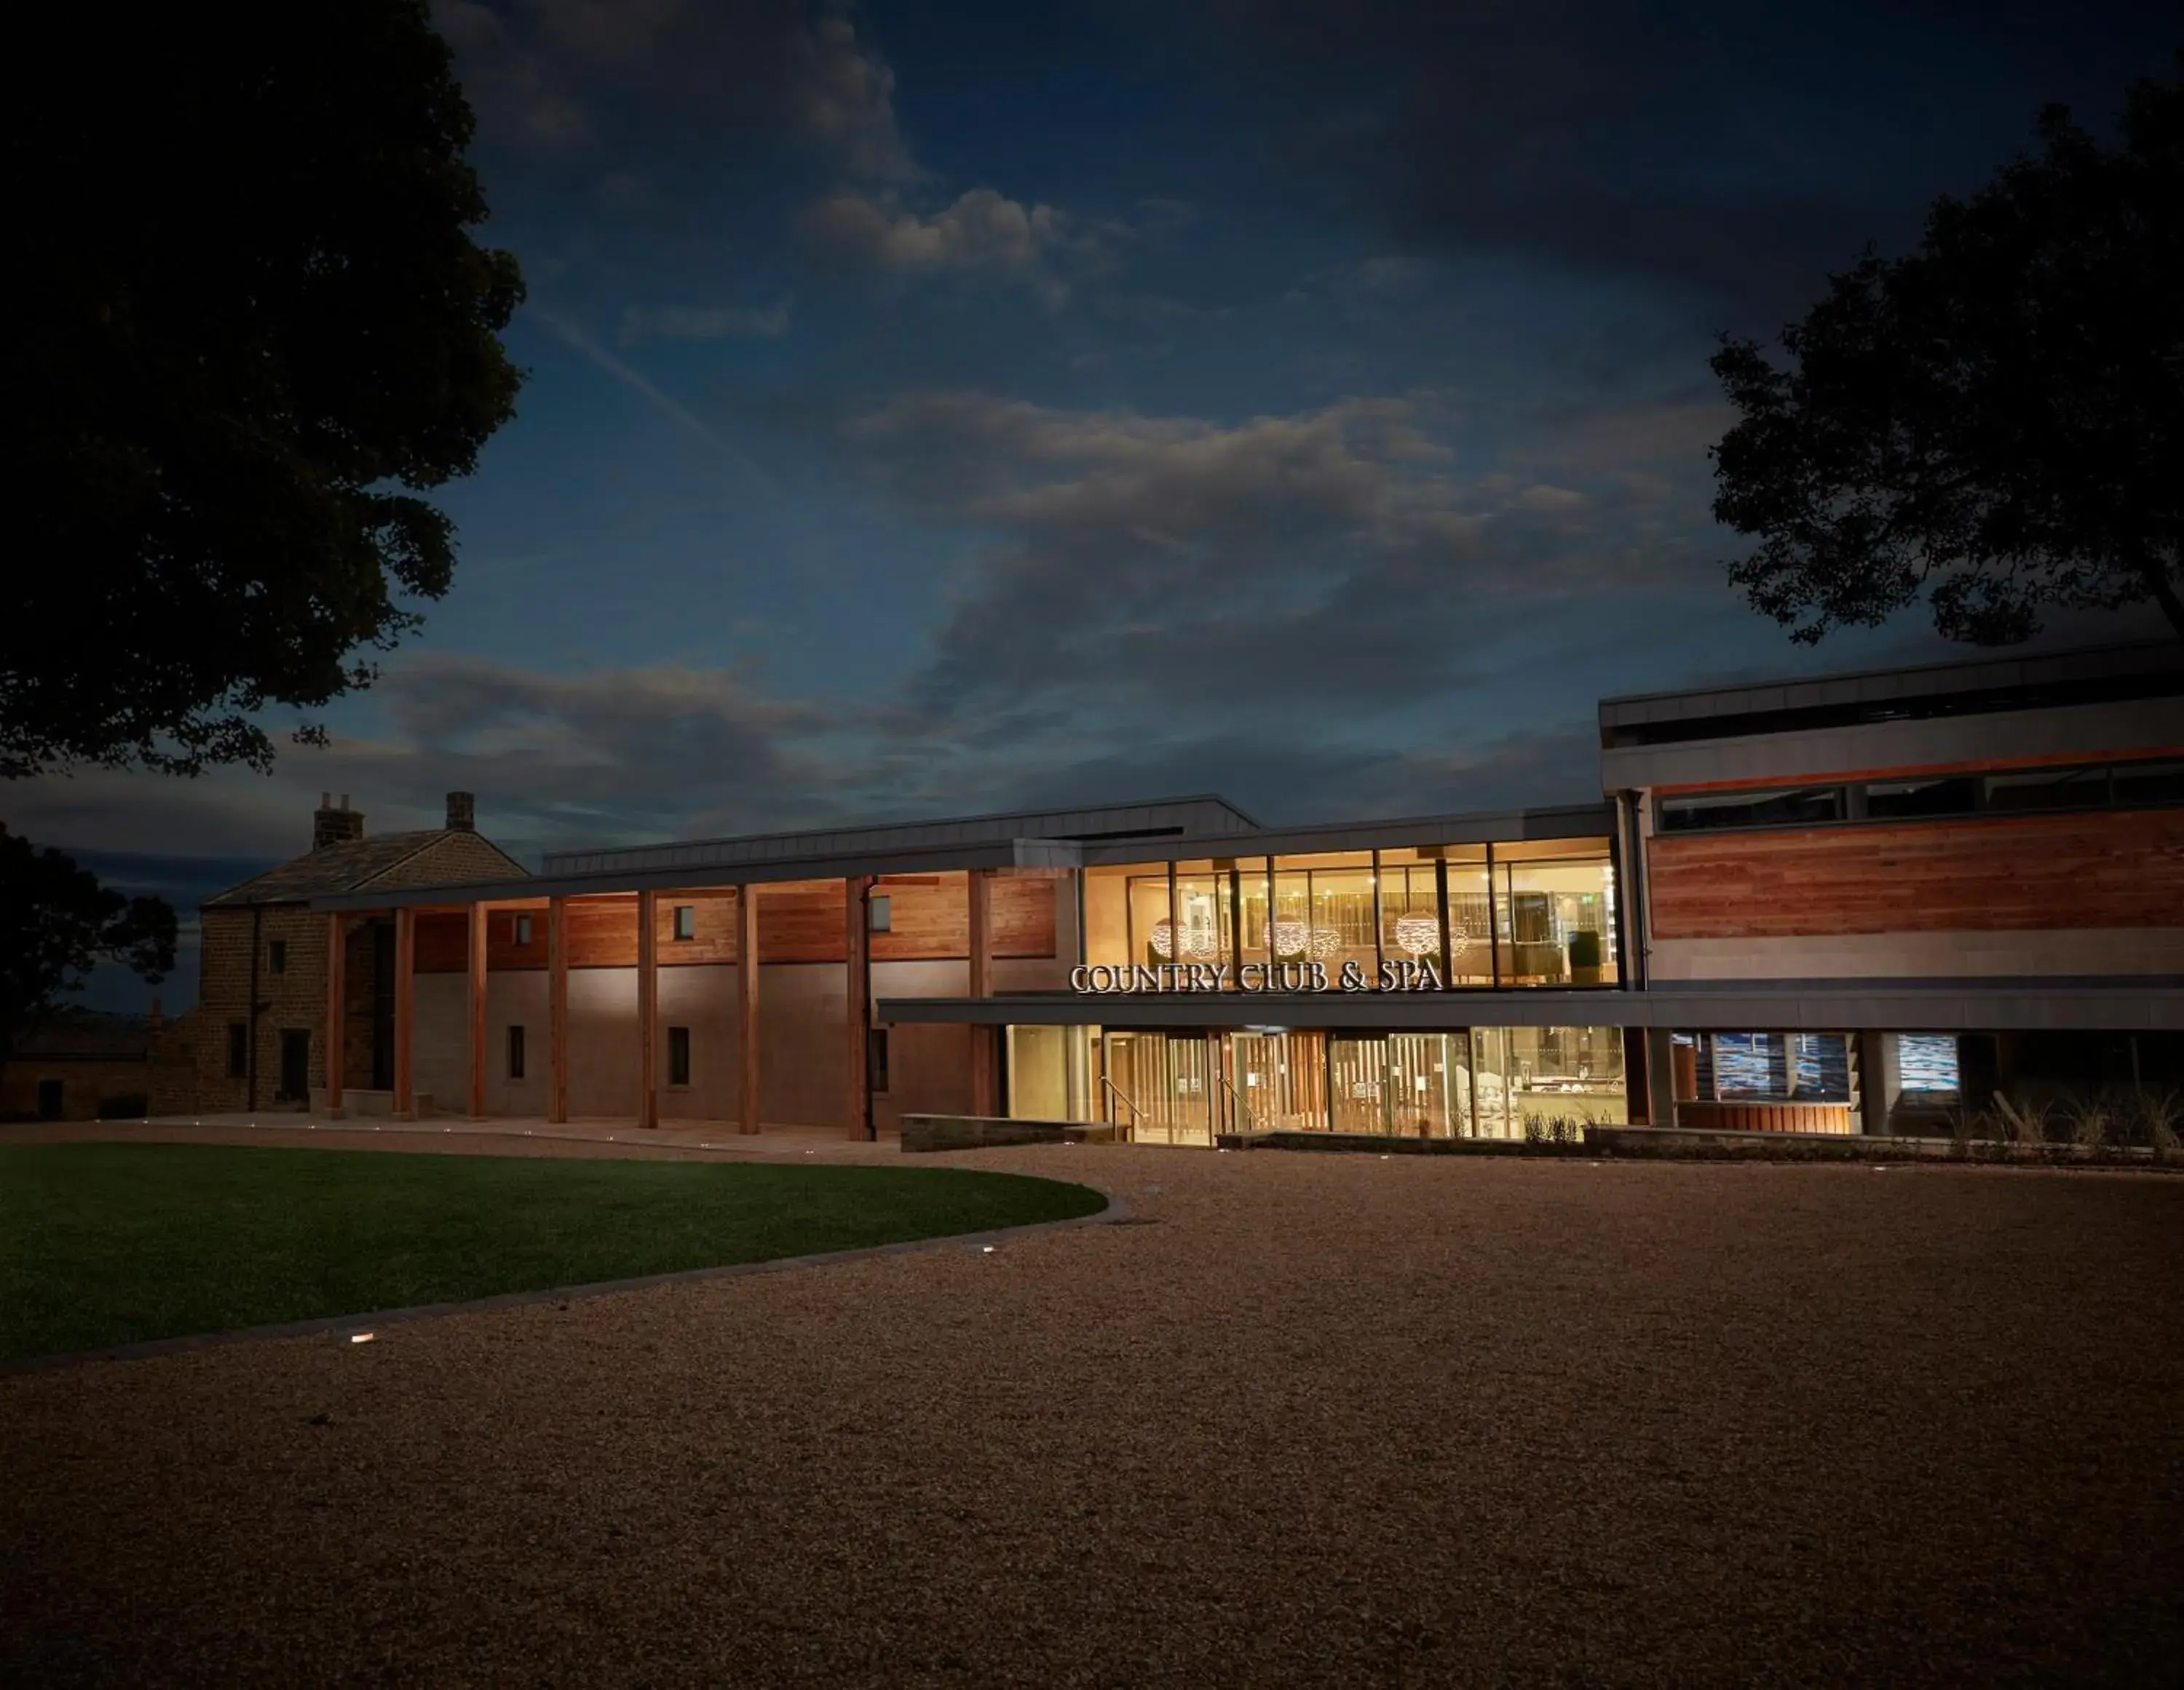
[1599,640,2184,748]
[539,795,1262,877]
[311,801,1618,912]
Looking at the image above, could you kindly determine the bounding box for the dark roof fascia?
[1597,640,2183,734]
[539,793,1264,873]
[878,982,2184,1034]
[1075,803,1616,867]
[310,836,1087,912]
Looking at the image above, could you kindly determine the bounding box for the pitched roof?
[204,829,529,907]
[7,1012,154,1060]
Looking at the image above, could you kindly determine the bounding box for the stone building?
[183,793,526,1115]
[0,1009,160,1122]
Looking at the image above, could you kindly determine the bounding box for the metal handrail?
[1216,1074,1262,1135]
[1101,1076,1144,1143]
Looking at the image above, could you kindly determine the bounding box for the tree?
[0,828,178,1064]
[1709,55,2183,647]
[5,1,525,778]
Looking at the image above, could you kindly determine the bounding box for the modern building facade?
[225,640,2181,1143]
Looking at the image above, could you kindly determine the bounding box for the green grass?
[0,1143,1105,1362]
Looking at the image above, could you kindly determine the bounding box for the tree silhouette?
[1711,56,2183,646]
[4,2,524,778]
[0,828,177,1063]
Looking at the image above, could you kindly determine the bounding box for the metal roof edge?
[311,835,1085,911]
[539,793,1262,870]
[1597,640,2183,722]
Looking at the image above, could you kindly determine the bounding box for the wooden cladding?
[1677,1100,1856,1135]
[1648,809,2184,939]
[410,873,1059,972]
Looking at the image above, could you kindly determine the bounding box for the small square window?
[507,1025,526,1081]
[668,1026,692,1087]
[869,894,892,933]
[673,905,695,942]
[513,913,534,947]
[227,1022,248,1078]
[268,940,288,975]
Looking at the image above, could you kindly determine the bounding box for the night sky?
[23,0,2175,1010]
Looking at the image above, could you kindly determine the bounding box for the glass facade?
[1080,836,1618,990]
[1048,1023,1629,1143]
[1688,1033,1852,1103]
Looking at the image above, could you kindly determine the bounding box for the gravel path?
[4,1140,2182,1688]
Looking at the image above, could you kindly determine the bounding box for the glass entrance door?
[1386,1033,1469,1138]
[1105,1032,1214,1146]
[1331,1032,1473,1138]
[1330,1035,1386,1133]
[1230,1031,1328,1132]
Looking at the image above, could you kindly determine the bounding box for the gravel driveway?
[4,1140,2181,1688]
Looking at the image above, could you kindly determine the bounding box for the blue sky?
[20,0,2175,1011]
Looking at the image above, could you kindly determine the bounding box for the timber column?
[968,868,997,1118]
[392,905,416,1120]
[737,886,761,1134]
[325,913,345,1119]
[637,889,659,1129]
[845,876,872,1139]
[547,897,569,1123]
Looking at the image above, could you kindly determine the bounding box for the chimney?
[445,791,475,832]
[312,793,365,852]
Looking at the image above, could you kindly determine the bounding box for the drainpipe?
[247,902,262,1112]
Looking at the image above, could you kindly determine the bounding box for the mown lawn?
[0,1142,1105,1362]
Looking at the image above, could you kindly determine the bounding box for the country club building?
[181,640,2184,1141]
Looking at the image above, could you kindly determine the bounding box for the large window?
[1690,1032,1851,1103]
[1494,841,1619,987]
[1080,840,1618,988]
[1471,1026,1628,1136]
[1659,755,2184,835]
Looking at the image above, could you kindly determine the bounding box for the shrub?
[1993,1092,2049,1152]
[2138,1089,2183,1162]
[2060,1093,2110,1151]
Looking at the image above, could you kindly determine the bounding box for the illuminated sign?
[1069,959,1445,994]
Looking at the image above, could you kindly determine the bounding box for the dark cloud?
[1147,0,2176,319]
[435,1,917,180]
[840,389,1715,726]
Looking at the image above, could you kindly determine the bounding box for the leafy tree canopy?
[0,828,178,1063]
[4,1,524,778]
[1710,55,2183,646]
